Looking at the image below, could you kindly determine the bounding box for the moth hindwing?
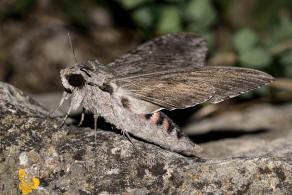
[54,32,274,156]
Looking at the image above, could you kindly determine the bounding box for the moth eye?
[67,74,85,87]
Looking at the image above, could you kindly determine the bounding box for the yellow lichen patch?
[18,169,40,195]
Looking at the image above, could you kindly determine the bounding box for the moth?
[53,33,274,156]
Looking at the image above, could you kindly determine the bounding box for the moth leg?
[77,109,85,127]
[110,105,136,148]
[49,91,70,118]
[123,130,136,150]
[93,114,99,142]
[59,101,73,128]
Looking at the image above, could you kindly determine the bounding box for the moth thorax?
[67,74,85,87]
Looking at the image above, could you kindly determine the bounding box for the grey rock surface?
[185,104,292,134]
[1,81,292,194]
[185,104,292,158]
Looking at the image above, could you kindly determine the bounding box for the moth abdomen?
[156,113,165,125]
[140,113,152,120]
[140,112,177,135]
[163,119,174,134]
[150,112,162,125]
[140,112,162,125]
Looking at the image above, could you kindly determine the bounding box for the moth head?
[60,60,110,93]
[60,65,91,93]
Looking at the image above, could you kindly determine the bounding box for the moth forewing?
[112,67,274,111]
[206,67,275,103]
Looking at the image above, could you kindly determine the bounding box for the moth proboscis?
[52,32,274,156]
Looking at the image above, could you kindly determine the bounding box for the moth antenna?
[67,32,78,64]
[109,104,137,149]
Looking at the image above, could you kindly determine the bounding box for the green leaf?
[240,85,270,99]
[255,85,270,96]
[239,48,271,68]
[117,0,149,9]
[132,6,156,28]
[252,0,284,30]
[0,0,34,19]
[164,0,182,2]
[157,6,182,34]
[280,50,292,77]
[284,65,292,78]
[233,28,258,52]
[269,17,292,45]
[61,0,89,28]
[184,0,216,30]
[239,90,254,99]
[280,50,292,66]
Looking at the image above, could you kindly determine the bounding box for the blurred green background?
[0,0,291,103]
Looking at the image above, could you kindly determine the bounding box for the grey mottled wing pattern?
[107,33,207,77]
[112,67,274,111]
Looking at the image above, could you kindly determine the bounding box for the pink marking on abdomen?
[140,114,146,119]
[163,119,169,131]
[150,112,160,125]
[139,113,153,120]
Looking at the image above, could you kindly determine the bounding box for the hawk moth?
[54,33,274,156]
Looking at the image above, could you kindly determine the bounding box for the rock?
[185,104,292,134]
[1,82,292,194]
[184,104,292,158]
